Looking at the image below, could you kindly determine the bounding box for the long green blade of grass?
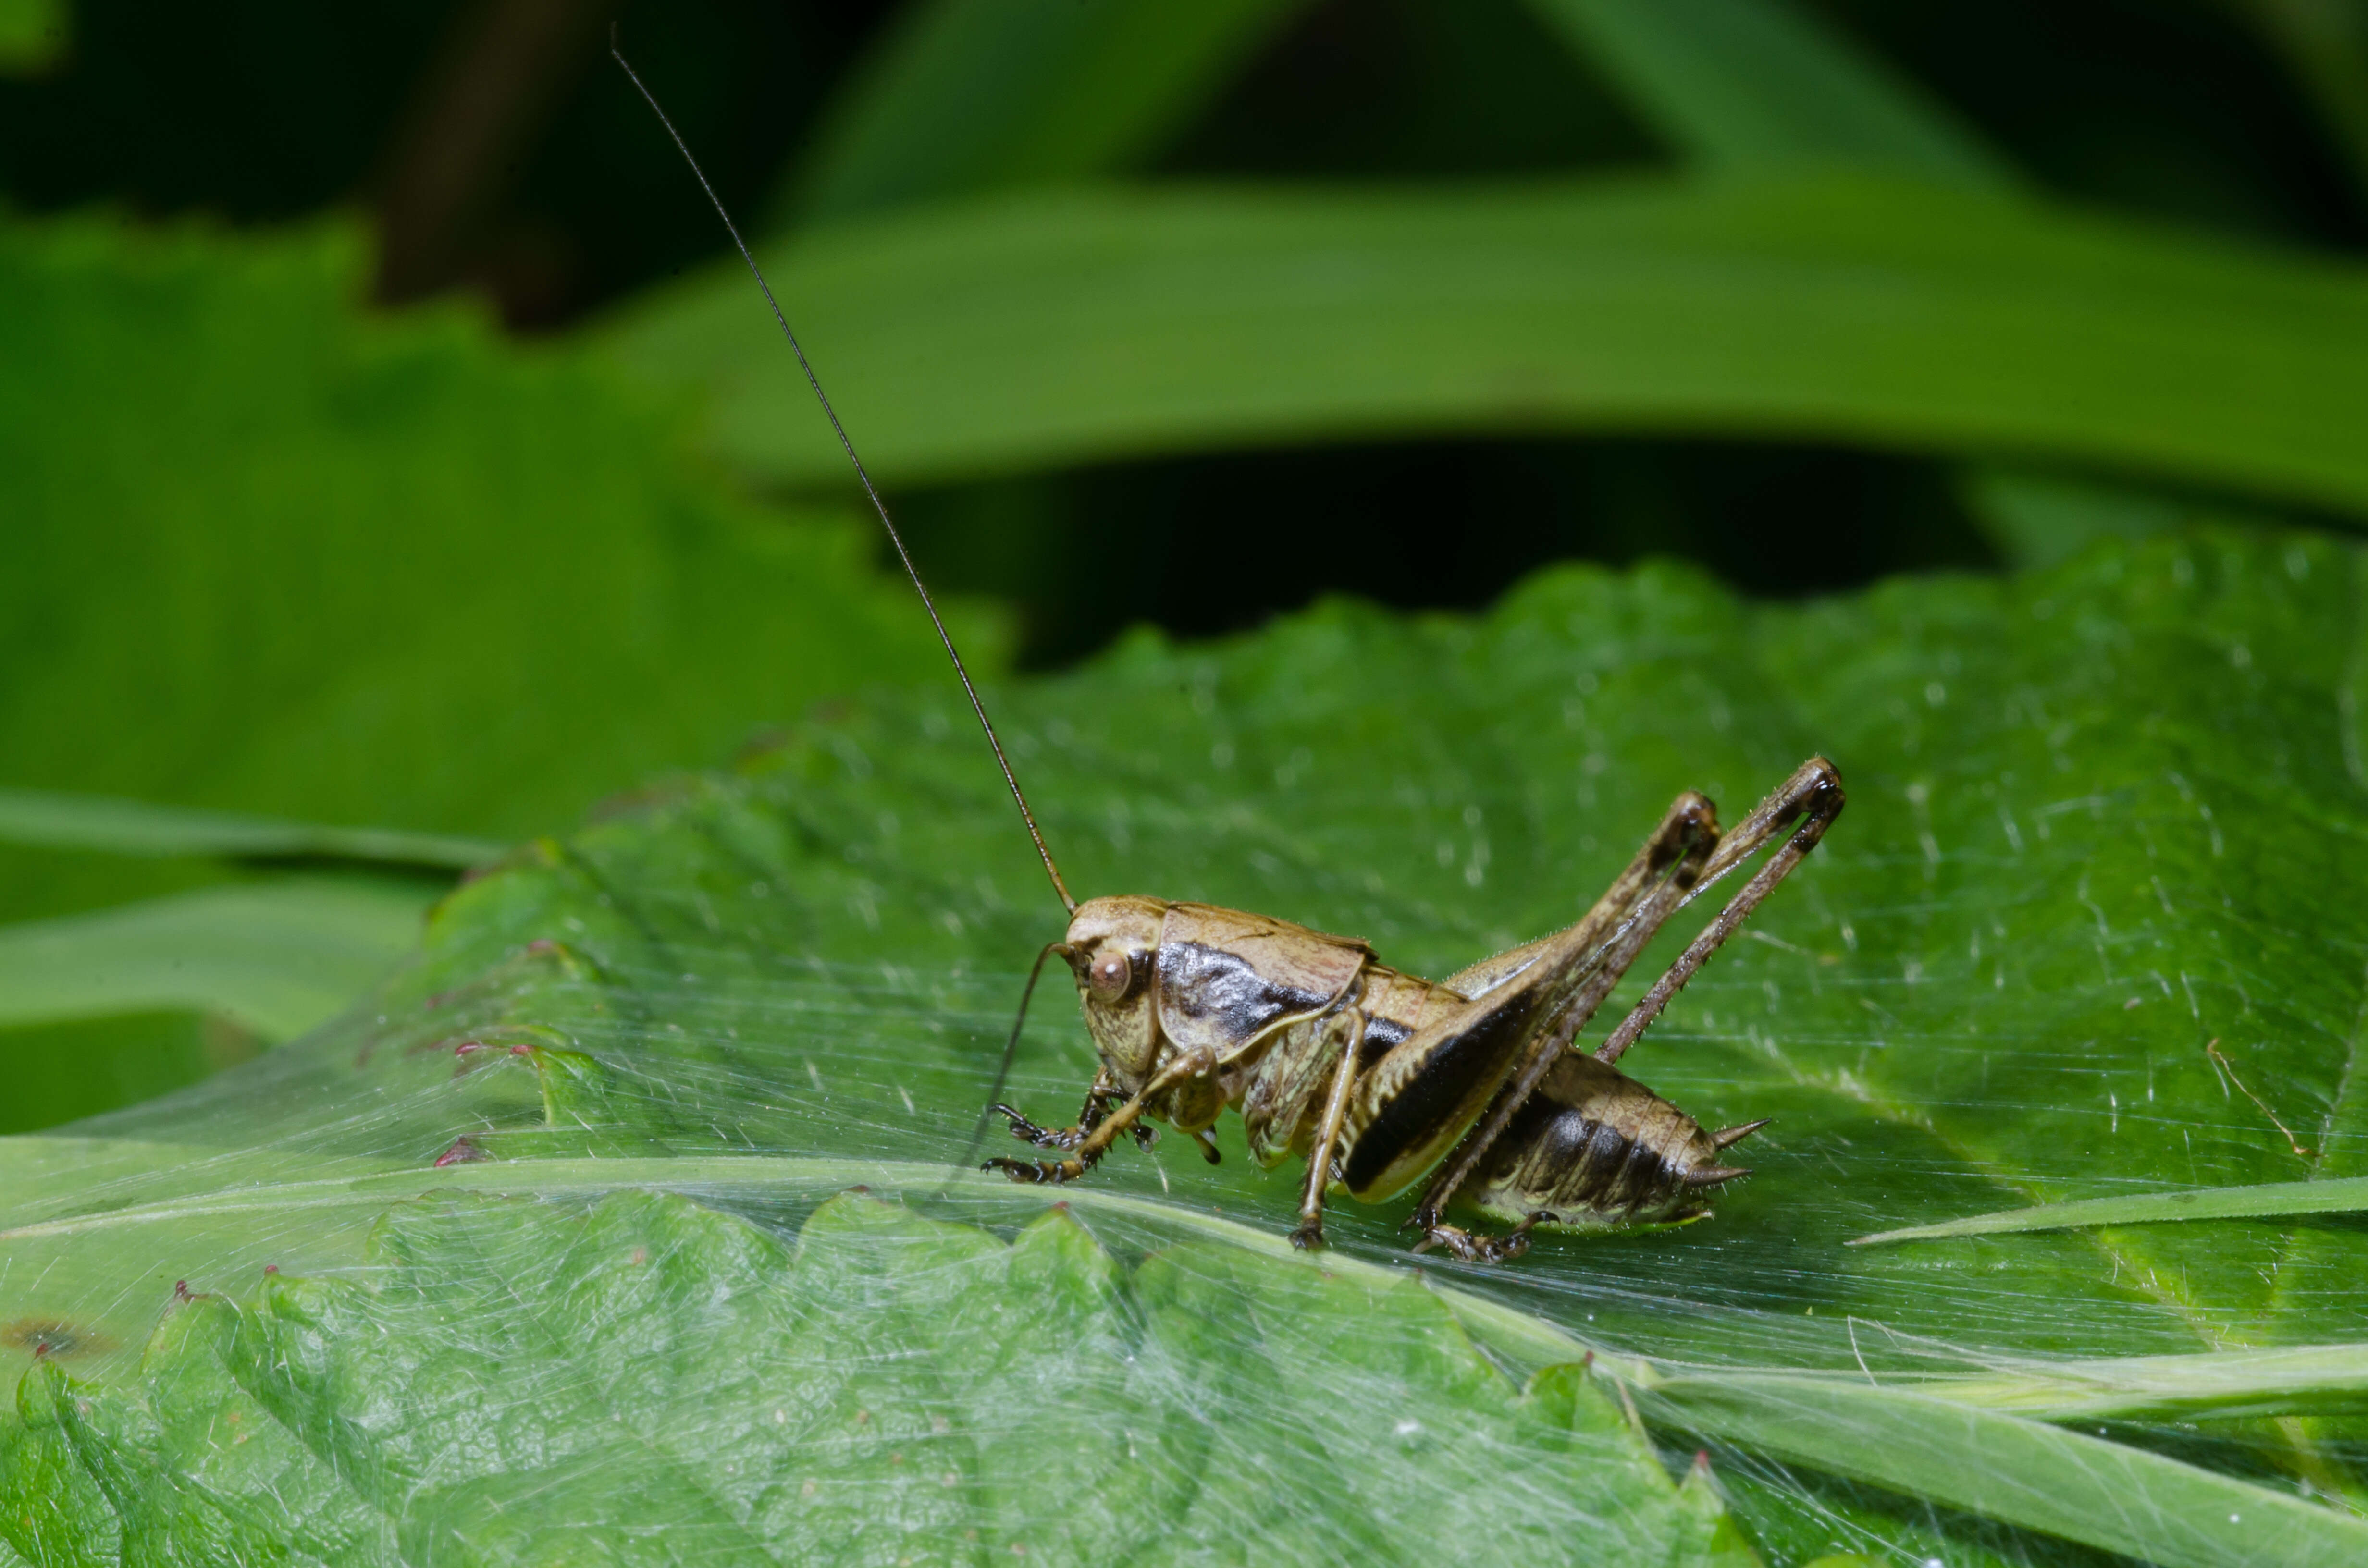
[0,877,434,1040]
[1853,1177,2368,1245]
[1524,0,2009,184]
[1894,1343,2368,1423]
[779,0,1309,224]
[1638,1373,2368,1568]
[0,786,502,869]
[607,176,2368,515]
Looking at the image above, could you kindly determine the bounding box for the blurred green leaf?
[0,210,1004,1131]
[0,211,1001,850]
[2219,0,2368,199]
[1959,466,2207,571]
[781,0,1310,225]
[608,177,2368,517]
[8,530,2368,1562]
[0,0,64,77]
[0,1016,262,1139]
[1524,0,2010,186]
[1531,0,2236,587]
[0,788,501,870]
[0,876,432,1040]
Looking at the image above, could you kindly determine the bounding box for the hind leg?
[1404,758,1843,1254]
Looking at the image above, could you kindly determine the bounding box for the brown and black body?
[989,758,1843,1260]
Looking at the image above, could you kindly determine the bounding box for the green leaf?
[1959,466,2210,571]
[0,876,433,1041]
[1854,1177,2368,1246]
[605,176,2368,516]
[7,1155,2361,1566]
[0,212,999,847]
[12,530,2368,1562]
[0,788,502,870]
[0,209,1005,1127]
[0,0,64,77]
[782,0,1311,224]
[0,1189,1745,1566]
[1523,0,2010,186]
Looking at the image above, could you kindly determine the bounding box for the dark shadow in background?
[891,439,1997,670]
[0,0,2355,663]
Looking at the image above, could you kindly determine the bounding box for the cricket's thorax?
[1062,894,1509,1160]
[1062,896,1389,1131]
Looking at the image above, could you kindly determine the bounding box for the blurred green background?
[6,0,2368,1134]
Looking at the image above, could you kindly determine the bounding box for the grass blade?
[1525,0,2008,185]
[0,876,434,1040]
[607,176,2368,515]
[1852,1177,2368,1245]
[781,0,1308,224]
[1640,1373,2368,1568]
[0,786,503,869]
[1897,1343,2368,1424]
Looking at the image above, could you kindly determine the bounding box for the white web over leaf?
[5,535,2368,1567]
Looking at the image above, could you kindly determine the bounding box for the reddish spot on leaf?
[435,1138,490,1167]
[5,1320,104,1360]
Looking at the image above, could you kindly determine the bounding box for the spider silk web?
[5,533,2368,1567]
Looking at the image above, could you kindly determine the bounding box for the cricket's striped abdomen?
[1465,1052,1760,1226]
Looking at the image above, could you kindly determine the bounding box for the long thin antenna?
[613,32,1076,916]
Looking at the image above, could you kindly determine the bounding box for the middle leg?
[1288,1008,1365,1252]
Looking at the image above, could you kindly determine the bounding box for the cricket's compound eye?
[1087,949,1134,1001]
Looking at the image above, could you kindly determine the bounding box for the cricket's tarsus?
[621,32,1845,1262]
[611,31,1073,917]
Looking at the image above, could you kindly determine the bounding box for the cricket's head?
[1061,894,1169,1086]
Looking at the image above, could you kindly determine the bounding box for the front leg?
[987,1054,1209,1185]
[993,1101,1084,1150]
[992,1072,1152,1155]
